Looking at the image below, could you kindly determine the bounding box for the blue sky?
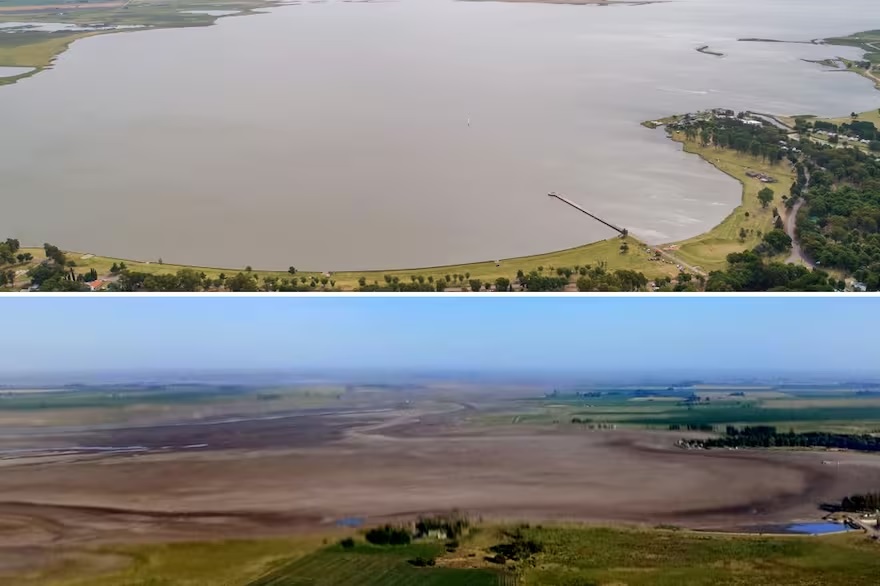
[0,297,877,376]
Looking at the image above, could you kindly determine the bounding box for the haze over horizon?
[1,298,878,383]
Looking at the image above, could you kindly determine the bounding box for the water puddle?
[786,522,851,535]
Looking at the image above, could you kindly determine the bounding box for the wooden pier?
[547,192,626,236]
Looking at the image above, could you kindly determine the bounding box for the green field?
[0,384,353,428]
[250,543,507,586]
[32,525,880,586]
[496,390,880,433]
[27,525,880,586]
[514,526,880,586]
[30,537,330,586]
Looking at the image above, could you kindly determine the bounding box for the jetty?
[547,192,626,235]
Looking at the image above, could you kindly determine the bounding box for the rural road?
[652,247,707,278]
[784,199,813,267]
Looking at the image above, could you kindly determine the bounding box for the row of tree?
[701,425,880,451]
[840,492,880,512]
[705,251,836,292]
[679,116,789,164]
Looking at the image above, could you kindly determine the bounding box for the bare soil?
[1,401,879,576]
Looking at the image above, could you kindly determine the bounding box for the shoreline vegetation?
[18,521,880,585]
[0,0,280,86]
[1,6,878,290]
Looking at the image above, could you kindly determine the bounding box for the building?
[87,279,107,292]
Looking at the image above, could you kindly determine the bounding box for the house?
[87,279,107,292]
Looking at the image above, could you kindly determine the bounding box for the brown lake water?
[1,0,879,270]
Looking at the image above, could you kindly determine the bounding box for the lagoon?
[1,0,879,270]
[0,66,33,78]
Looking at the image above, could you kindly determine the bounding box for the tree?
[619,242,629,254]
[435,279,446,292]
[495,277,510,292]
[288,266,297,275]
[757,187,774,208]
[469,279,482,292]
[226,272,259,292]
[16,252,33,263]
[576,276,594,292]
[738,227,747,242]
[760,228,792,254]
[43,243,66,266]
[176,268,203,291]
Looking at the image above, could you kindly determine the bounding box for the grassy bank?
[19,524,880,585]
[661,132,793,272]
[27,536,330,586]
[9,235,680,291]
[513,525,880,586]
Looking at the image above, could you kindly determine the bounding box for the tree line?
[679,115,789,164]
[684,114,880,291]
[699,425,880,451]
[840,492,880,512]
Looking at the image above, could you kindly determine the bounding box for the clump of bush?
[488,529,543,562]
[408,556,436,567]
[364,525,412,546]
[339,537,355,549]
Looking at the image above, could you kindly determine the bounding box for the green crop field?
[502,390,880,433]
[514,526,880,586]
[249,543,507,586]
[17,525,880,585]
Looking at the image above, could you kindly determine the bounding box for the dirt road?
[784,199,813,267]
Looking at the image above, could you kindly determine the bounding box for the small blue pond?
[786,522,849,535]
[335,517,365,528]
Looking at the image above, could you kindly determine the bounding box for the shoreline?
[3,21,879,289]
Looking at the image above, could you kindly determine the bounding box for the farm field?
[514,526,880,586]
[24,524,880,585]
[498,387,880,433]
[250,543,506,586]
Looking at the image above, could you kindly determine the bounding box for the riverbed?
[1,0,878,270]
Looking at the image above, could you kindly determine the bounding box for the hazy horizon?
[1,297,878,384]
